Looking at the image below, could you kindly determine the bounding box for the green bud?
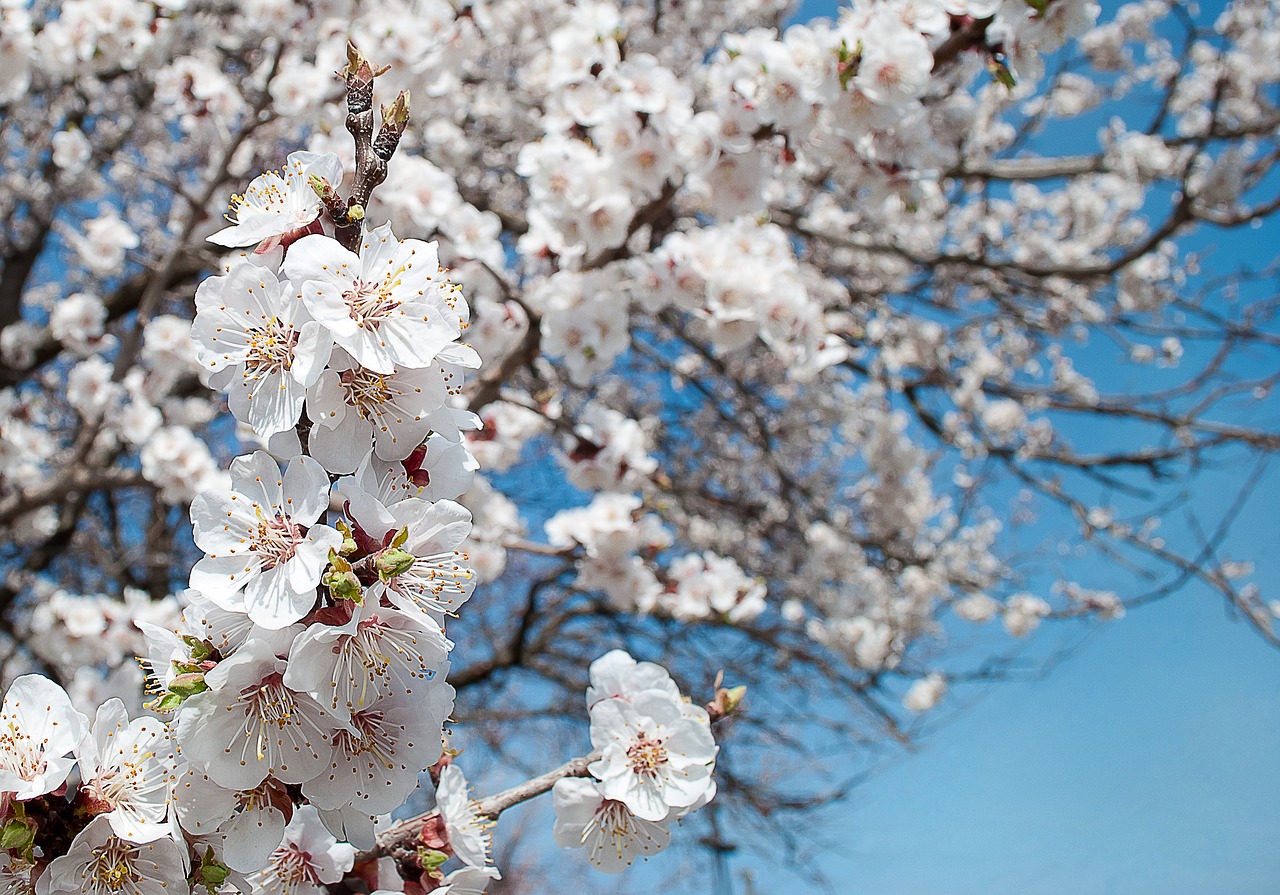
[417,849,449,870]
[170,672,208,698]
[147,692,184,713]
[308,173,339,202]
[324,567,364,603]
[335,520,358,556]
[374,547,415,581]
[721,685,747,715]
[0,818,35,852]
[198,852,231,889]
[347,203,365,222]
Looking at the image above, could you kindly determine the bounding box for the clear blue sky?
[732,3,1280,892]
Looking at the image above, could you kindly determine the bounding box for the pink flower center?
[244,321,300,377]
[626,731,669,777]
[342,278,401,330]
[253,514,304,568]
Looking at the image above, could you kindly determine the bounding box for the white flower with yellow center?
[192,264,332,438]
[301,687,452,815]
[0,674,87,800]
[208,151,342,250]
[435,764,493,869]
[283,603,451,724]
[552,777,671,873]
[172,767,287,874]
[78,699,174,844]
[247,805,355,895]
[337,488,477,622]
[38,817,187,895]
[305,348,451,474]
[588,691,717,822]
[176,638,335,792]
[189,452,341,629]
[284,224,463,375]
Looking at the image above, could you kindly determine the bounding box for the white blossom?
[0,674,88,800]
[209,151,343,250]
[189,452,341,629]
[284,225,465,375]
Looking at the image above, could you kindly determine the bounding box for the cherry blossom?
[189,452,341,629]
[245,805,356,895]
[284,225,463,375]
[0,675,88,800]
[3,0,1278,887]
[552,777,671,873]
[588,691,717,822]
[435,765,492,870]
[37,817,187,895]
[175,638,335,791]
[208,152,343,250]
[192,264,332,439]
[76,700,174,843]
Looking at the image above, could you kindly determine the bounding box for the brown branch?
[367,750,601,861]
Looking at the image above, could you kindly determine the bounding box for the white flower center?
[252,511,304,568]
[582,799,660,866]
[227,168,314,226]
[342,275,403,330]
[245,321,300,378]
[332,709,396,769]
[876,62,903,90]
[235,673,313,763]
[626,731,668,778]
[324,617,437,713]
[88,841,143,895]
[338,367,393,419]
[261,845,320,895]
[0,723,46,781]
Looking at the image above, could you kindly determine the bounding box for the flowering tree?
[1,0,1278,890]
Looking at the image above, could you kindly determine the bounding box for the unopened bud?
[147,692,184,713]
[199,849,231,889]
[707,683,747,721]
[324,549,364,602]
[417,848,448,871]
[382,91,411,130]
[335,520,359,556]
[375,547,415,581]
[323,568,363,604]
[308,174,340,202]
[169,672,208,698]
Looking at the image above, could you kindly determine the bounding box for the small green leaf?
[0,818,35,851]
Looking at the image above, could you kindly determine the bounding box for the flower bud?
[375,547,415,581]
[169,672,208,698]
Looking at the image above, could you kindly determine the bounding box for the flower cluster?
[0,145,488,895]
[553,650,718,873]
[0,115,733,892]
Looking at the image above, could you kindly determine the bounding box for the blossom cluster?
[0,144,488,895]
[0,128,728,894]
[2,0,1275,875]
[552,651,718,873]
